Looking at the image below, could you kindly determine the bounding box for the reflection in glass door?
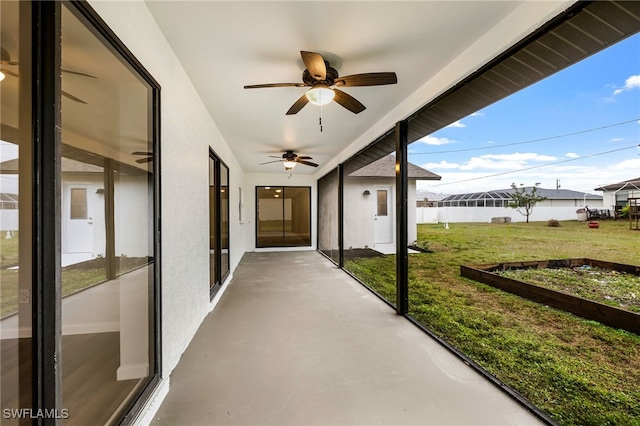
[59,4,159,424]
[0,1,33,420]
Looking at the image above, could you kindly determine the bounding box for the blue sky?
[412,32,640,197]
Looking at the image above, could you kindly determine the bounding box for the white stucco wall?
[88,1,246,386]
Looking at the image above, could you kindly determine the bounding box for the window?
[69,188,88,219]
[376,190,388,216]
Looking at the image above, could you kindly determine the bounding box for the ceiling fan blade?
[297,156,313,160]
[333,89,366,114]
[62,91,87,104]
[297,160,318,167]
[286,93,309,115]
[259,160,284,165]
[0,68,18,78]
[135,157,153,163]
[62,69,97,79]
[300,51,326,81]
[334,72,398,87]
[244,83,306,89]
[132,151,152,156]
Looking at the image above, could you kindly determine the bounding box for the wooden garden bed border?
[460,258,639,335]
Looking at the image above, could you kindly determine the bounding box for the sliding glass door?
[256,186,311,247]
[209,150,229,296]
[0,2,161,423]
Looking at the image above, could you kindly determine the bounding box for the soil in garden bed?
[495,265,640,313]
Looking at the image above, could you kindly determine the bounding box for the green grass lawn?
[345,220,640,426]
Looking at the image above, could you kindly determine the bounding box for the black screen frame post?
[32,2,62,422]
[395,120,409,315]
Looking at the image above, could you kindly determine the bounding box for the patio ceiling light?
[305,84,334,106]
[283,160,296,169]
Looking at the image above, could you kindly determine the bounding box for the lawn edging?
[460,258,640,335]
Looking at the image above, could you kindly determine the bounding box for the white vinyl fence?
[417,206,584,224]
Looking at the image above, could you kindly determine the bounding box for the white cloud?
[479,152,557,162]
[610,138,624,142]
[565,152,580,159]
[446,120,465,128]
[417,135,456,146]
[612,74,640,95]
[421,160,461,170]
[421,152,558,173]
[614,157,640,170]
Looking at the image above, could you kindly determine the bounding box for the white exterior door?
[374,187,393,244]
[64,184,94,253]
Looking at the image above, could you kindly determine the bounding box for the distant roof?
[348,155,440,180]
[594,177,640,192]
[441,187,602,202]
[0,193,18,203]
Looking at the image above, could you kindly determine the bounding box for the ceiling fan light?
[0,71,4,82]
[283,160,297,169]
[306,85,335,106]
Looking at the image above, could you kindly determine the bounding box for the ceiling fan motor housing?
[302,62,339,86]
[283,150,298,159]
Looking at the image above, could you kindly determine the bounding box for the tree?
[506,183,547,223]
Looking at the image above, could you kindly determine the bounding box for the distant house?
[437,187,603,223]
[344,155,440,253]
[594,177,640,214]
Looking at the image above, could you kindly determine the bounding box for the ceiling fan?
[244,51,397,115]
[132,151,153,163]
[260,150,318,170]
[1,46,96,104]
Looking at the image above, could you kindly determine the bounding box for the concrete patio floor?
[151,251,543,425]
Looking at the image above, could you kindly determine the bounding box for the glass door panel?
[256,187,285,247]
[0,1,33,420]
[283,187,311,246]
[220,163,229,281]
[209,156,218,290]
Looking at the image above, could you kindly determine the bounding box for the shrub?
[620,206,630,219]
[548,219,561,227]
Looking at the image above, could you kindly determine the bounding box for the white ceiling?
[144,1,569,176]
